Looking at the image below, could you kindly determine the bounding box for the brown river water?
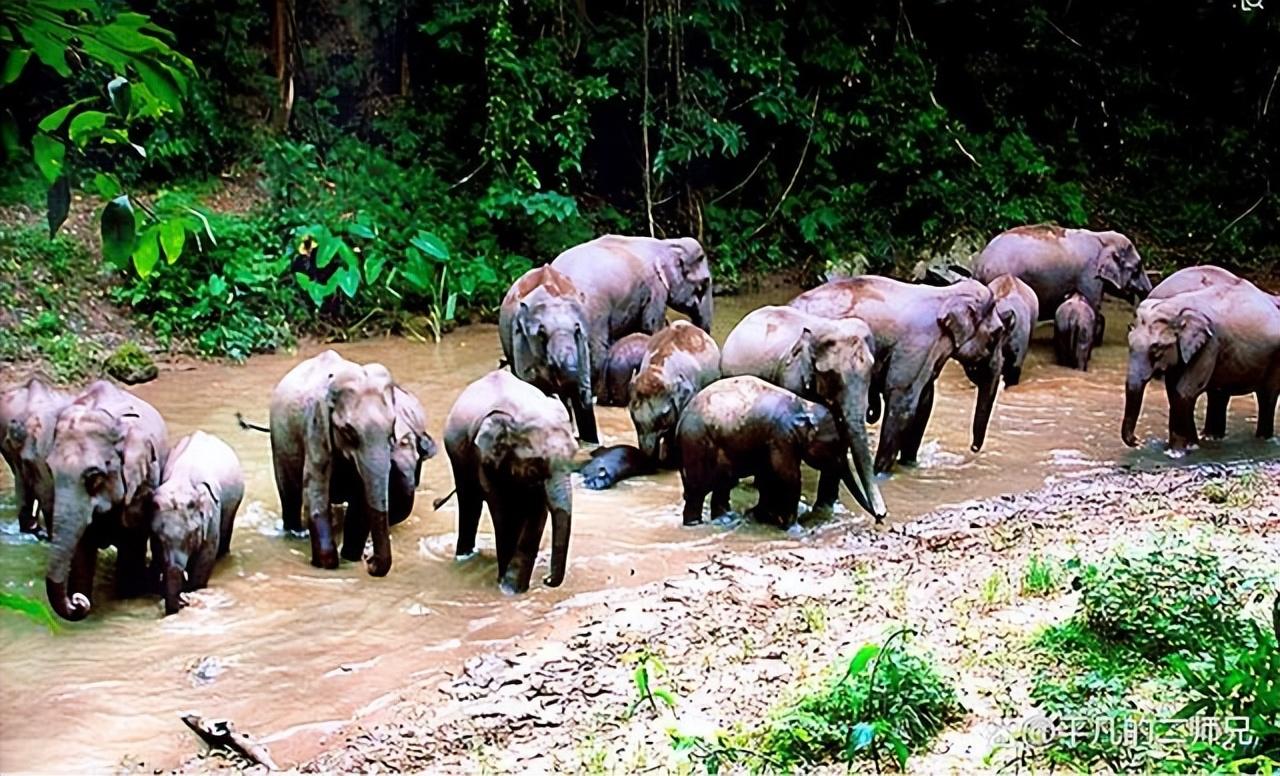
[1,291,1276,771]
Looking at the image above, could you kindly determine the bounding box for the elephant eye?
[83,467,107,488]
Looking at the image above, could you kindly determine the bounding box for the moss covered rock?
[105,342,158,384]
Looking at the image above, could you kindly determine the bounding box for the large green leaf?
[337,267,360,298]
[92,172,121,199]
[32,134,65,184]
[2,48,31,84]
[25,26,72,77]
[132,227,160,277]
[101,195,137,268]
[37,98,92,132]
[107,76,132,118]
[68,110,109,146]
[316,235,341,268]
[131,57,184,112]
[410,231,450,261]
[159,219,185,264]
[47,176,70,238]
[0,592,58,632]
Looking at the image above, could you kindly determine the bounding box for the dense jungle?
[1,0,1278,773]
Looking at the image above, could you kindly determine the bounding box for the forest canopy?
[1,0,1277,360]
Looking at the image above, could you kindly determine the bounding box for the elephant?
[720,305,885,521]
[1,377,70,537]
[577,444,653,490]
[598,333,651,407]
[150,431,244,616]
[550,235,714,378]
[1121,282,1280,451]
[268,350,406,576]
[629,320,721,467]
[498,265,598,443]
[987,274,1040,386]
[1149,265,1261,300]
[1054,293,1101,370]
[387,385,438,527]
[791,277,1011,474]
[442,369,577,594]
[676,376,867,528]
[44,381,168,621]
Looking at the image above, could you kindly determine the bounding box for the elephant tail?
[432,488,457,510]
[235,413,270,433]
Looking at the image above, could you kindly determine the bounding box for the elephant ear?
[790,409,820,440]
[473,411,513,463]
[1094,240,1124,290]
[1175,308,1213,364]
[120,428,160,519]
[786,328,814,365]
[937,295,978,348]
[998,308,1017,333]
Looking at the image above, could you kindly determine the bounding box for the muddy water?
[1,293,1276,771]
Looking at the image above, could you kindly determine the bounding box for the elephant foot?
[542,573,563,588]
[499,580,521,596]
[311,551,339,570]
[682,515,703,527]
[709,511,742,527]
[366,556,392,577]
[455,549,478,562]
[340,543,365,564]
[785,522,808,538]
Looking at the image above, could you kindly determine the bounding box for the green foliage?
[1021,554,1062,598]
[104,341,157,384]
[624,649,678,719]
[0,592,59,632]
[1078,538,1251,660]
[674,630,963,772]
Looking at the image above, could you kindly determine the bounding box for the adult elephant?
[44,381,168,621]
[1,377,70,537]
[721,306,885,520]
[1121,282,1280,451]
[550,235,714,375]
[971,225,1152,339]
[1148,265,1259,300]
[791,277,1010,474]
[498,265,597,443]
[443,370,577,594]
[269,350,403,576]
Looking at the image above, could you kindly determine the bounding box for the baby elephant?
[151,431,244,616]
[598,333,651,407]
[677,376,864,528]
[1054,293,1101,370]
[630,321,721,467]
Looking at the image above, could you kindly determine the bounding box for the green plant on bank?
[0,592,59,632]
[624,649,678,719]
[1023,536,1275,772]
[1021,554,1062,598]
[673,629,963,772]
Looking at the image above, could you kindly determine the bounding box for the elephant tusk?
[432,489,457,511]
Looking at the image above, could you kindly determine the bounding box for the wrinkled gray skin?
[498,265,597,443]
[551,235,714,381]
[720,306,885,521]
[987,275,1040,386]
[577,444,653,490]
[387,385,438,527]
[1054,293,1100,370]
[972,225,1152,354]
[791,277,1011,474]
[44,381,168,621]
[676,376,866,529]
[598,333,651,407]
[443,370,577,594]
[1121,279,1280,451]
[1148,265,1258,299]
[1,377,71,537]
[629,321,721,467]
[150,431,244,616]
[269,350,400,576]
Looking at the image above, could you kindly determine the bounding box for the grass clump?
[104,341,157,384]
[674,630,963,772]
[1020,554,1062,597]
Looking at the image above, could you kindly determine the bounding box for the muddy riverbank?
[1,291,1278,772]
[213,459,1280,773]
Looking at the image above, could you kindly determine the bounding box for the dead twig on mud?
[181,713,279,771]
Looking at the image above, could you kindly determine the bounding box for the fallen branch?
[181,713,279,771]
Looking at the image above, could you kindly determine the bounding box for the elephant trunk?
[969,366,1001,453]
[46,492,91,621]
[356,446,393,577]
[691,292,714,334]
[839,393,887,522]
[1122,358,1151,447]
[164,564,185,616]
[545,472,573,587]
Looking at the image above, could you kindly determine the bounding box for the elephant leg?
[874,382,925,474]
[899,382,935,466]
[115,531,150,598]
[1203,390,1229,440]
[452,460,483,559]
[275,456,304,534]
[188,542,217,591]
[501,504,549,594]
[12,470,36,534]
[681,476,708,526]
[710,483,734,519]
[572,395,600,445]
[1166,384,1199,450]
[1257,388,1277,439]
[304,465,338,569]
[490,496,518,578]
[341,499,370,563]
[815,469,839,511]
[1093,312,1106,348]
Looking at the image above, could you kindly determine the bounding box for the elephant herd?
[2,230,1278,622]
